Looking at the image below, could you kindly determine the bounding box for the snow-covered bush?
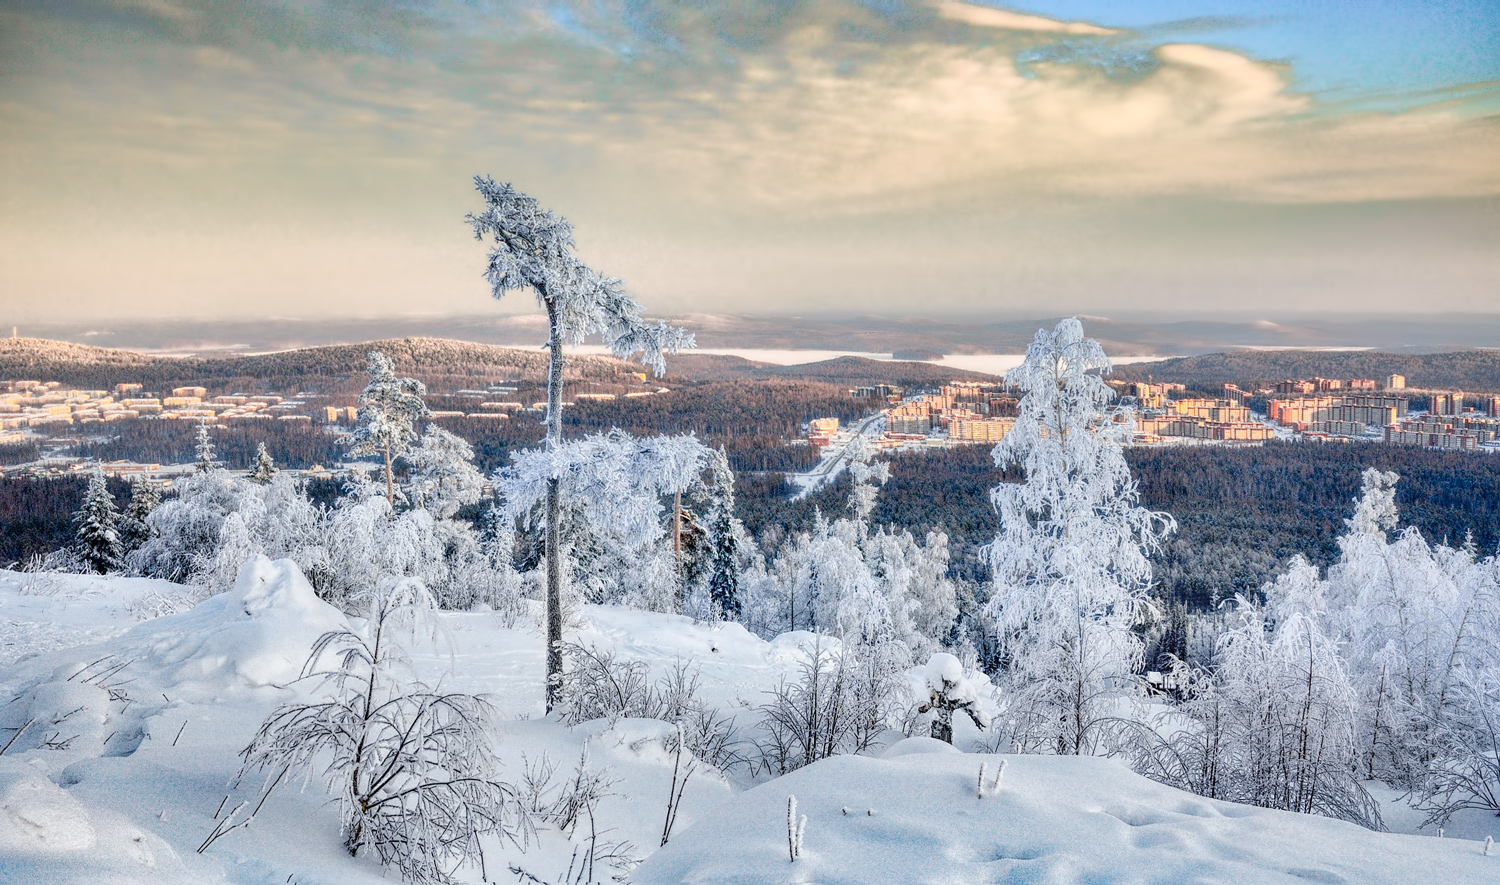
[1415,664,1500,827]
[985,317,1174,755]
[1323,469,1500,787]
[233,577,522,885]
[1120,560,1380,829]
[128,467,245,584]
[752,639,903,776]
[404,424,486,519]
[559,645,737,771]
[498,430,715,616]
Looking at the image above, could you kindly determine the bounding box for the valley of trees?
[737,440,1500,609]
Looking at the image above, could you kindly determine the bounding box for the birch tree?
[985,317,1175,754]
[468,177,692,711]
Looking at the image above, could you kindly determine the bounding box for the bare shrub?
[223,579,523,885]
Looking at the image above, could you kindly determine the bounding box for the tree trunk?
[383,442,394,509]
[673,488,683,610]
[544,297,566,713]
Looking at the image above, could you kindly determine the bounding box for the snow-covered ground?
[638,744,1497,885]
[0,563,1494,884]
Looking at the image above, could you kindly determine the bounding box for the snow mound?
[879,736,961,758]
[635,752,1498,885]
[0,758,188,883]
[123,556,348,691]
[0,678,121,759]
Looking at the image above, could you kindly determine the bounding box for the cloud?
[1,0,1497,319]
[936,1,1115,35]
[586,26,1496,208]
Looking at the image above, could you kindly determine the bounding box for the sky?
[0,0,1497,322]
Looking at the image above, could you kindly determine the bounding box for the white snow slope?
[0,559,1495,884]
[637,739,1496,884]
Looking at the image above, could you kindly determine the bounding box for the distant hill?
[0,337,632,396]
[666,353,999,386]
[0,338,997,394]
[1110,349,1500,394]
[757,355,998,387]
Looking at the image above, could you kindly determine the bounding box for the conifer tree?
[118,476,160,556]
[250,442,278,485]
[194,421,220,473]
[706,447,743,619]
[73,468,122,574]
[347,351,427,507]
[468,177,692,711]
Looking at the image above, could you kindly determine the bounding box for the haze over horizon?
[2,1,1497,322]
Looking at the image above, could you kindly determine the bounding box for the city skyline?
[2,0,1497,322]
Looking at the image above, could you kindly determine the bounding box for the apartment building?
[949,415,1015,443]
[1385,417,1479,451]
[1268,394,1407,431]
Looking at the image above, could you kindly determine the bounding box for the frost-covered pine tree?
[73,468,122,574]
[347,351,427,507]
[705,447,743,619]
[403,424,486,519]
[194,421,220,473]
[468,177,693,711]
[985,318,1175,755]
[117,476,160,557]
[249,443,278,485]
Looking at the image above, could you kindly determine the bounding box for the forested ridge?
[1110,349,1500,392]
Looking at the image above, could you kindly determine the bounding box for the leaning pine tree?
[74,468,123,574]
[468,177,692,712]
[986,318,1175,755]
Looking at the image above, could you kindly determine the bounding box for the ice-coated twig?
[787,795,807,861]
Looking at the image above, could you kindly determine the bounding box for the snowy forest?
[2,184,1497,884]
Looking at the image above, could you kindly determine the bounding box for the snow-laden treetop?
[495,430,714,546]
[466,177,693,375]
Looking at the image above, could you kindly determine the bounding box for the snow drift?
[121,555,349,692]
[635,744,1497,885]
